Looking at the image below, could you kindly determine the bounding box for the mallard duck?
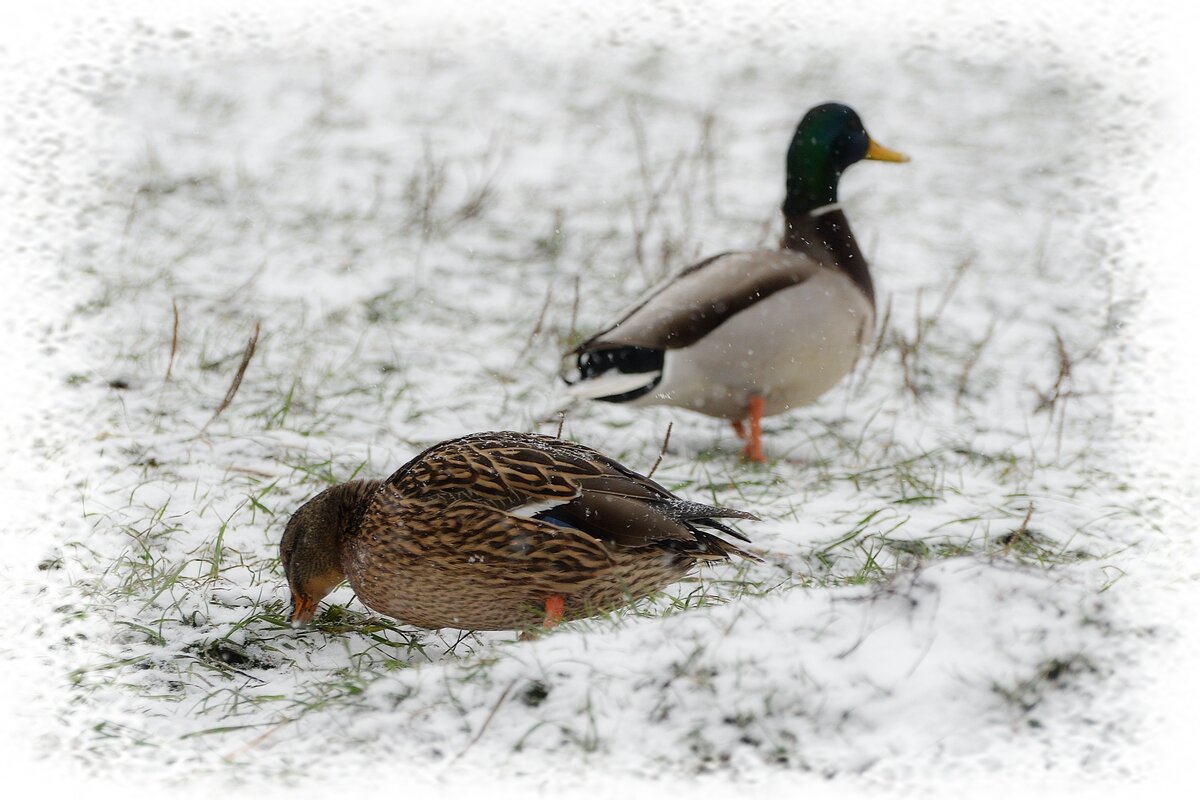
[280,431,757,631]
[564,103,909,462]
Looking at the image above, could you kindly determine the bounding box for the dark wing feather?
[537,438,757,557]
[574,250,821,353]
[535,492,697,549]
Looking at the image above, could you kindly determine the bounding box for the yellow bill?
[866,138,910,163]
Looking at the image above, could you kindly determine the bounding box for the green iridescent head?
[783,103,908,215]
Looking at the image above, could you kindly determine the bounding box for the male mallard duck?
[280,431,756,631]
[564,103,908,462]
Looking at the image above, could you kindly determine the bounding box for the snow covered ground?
[3,2,1196,798]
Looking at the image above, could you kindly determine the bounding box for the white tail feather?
[566,370,661,400]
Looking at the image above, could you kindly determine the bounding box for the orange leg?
[731,420,747,440]
[742,395,766,463]
[543,594,565,630]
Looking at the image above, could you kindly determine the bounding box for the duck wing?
[575,249,822,353]
[383,431,757,559]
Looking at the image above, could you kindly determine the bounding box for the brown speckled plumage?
[281,431,758,631]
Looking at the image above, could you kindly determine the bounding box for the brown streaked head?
[279,479,382,627]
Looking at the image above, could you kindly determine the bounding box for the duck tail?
[561,344,664,403]
[653,498,760,561]
[564,368,662,400]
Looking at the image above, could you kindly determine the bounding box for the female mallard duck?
[280,431,756,631]
[564,103,908,462]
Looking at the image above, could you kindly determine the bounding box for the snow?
[2,2,1196,799]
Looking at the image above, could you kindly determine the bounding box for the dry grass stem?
[206,322,261,428]
[954,318,998,407]
[647,421,674,479]
[165,298,180,382]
